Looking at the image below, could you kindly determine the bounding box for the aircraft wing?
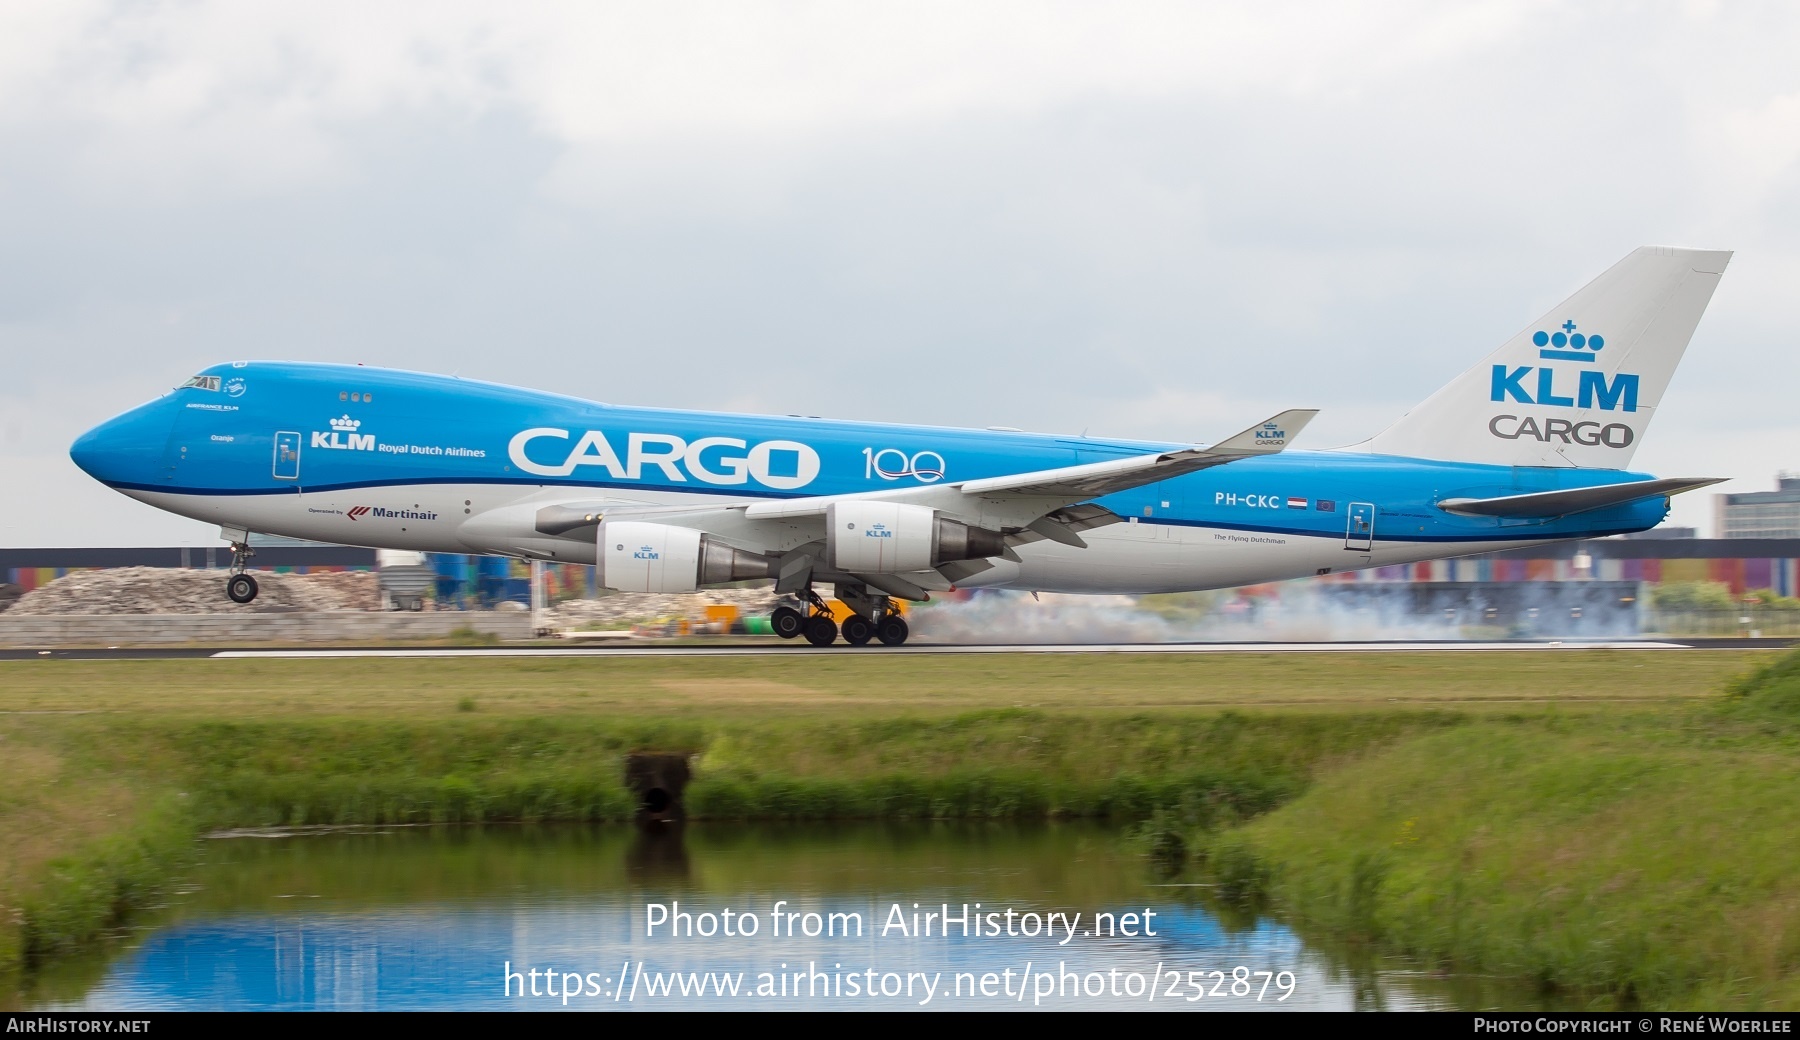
[740,408,1318,525]
[957,409,1319,499]
[510,409,1315,597]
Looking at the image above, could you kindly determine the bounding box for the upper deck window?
[181,375,221,391]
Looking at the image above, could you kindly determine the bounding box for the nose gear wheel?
[224,539,259,603]
[226,573,259,604]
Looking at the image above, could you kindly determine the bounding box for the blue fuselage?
[70,361,1666,592]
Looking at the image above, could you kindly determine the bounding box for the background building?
[1716,473,1800,540]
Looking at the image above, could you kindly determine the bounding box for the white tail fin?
[1360,246,1731,468]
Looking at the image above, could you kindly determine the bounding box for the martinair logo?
[314,415,375,452]
[346,505,439,522]
[1490,320,1639,414]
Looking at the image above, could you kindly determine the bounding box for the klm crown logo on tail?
[1533,320,1605,361]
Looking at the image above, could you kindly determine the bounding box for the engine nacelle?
[598,521,774,593]
[826,501,1007,573]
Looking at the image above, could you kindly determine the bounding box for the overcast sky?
[2,1,1796,546]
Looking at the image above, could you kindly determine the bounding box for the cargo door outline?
[273,431,301,480]
[1345,502,1375,551]
[158,433,184,483]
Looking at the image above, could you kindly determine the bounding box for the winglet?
[1206,409,1319,457]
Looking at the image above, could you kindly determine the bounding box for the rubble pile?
[8,567,381,614]
[545,586,785,629]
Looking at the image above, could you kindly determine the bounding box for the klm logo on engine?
[1490,320,1639,412]
[313,414,375,451]
[632,546,660,561]
[866,523,893,539]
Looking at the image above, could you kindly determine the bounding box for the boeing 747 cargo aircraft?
[71,246,1729,646]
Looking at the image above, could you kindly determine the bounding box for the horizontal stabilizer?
[1437,477,1724,518]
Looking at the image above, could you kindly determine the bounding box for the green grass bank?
[2,708,1451,974]
[0,648,1788,1007]
[1206,648,1800,1009]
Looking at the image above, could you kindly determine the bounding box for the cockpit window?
[181,375,221,391]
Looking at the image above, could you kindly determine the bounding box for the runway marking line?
[206,641,1694,659]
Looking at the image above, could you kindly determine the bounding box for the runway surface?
[3,638,1791,660]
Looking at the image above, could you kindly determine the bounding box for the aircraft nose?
[70,398,173,487]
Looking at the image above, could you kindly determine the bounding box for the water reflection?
[624,822,691,884]
[39,822,1455,1011]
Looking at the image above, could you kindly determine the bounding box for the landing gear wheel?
[226,573,259,604]
[876,614,909,647]
[771,605,805,639]
[841,614,874,646]
[803,615,839,647]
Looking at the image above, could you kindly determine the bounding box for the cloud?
[2,2,1798,545]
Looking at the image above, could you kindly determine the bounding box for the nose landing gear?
[224,539,259,604]
[226,573,259,604]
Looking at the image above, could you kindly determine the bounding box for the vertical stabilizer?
[1360,246,1730,468]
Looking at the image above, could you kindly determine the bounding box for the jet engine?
[825,501,1006,573]
[598,521,774,594]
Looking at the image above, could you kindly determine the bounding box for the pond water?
[27,823,1496,1011]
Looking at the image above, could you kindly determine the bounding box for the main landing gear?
[767,586,910,647]
[224,540,259,604]
[840,613,874,646]
[875,613,909,647]
[787,589,838,647]
[768,596,840,645]
[770,604,806,640]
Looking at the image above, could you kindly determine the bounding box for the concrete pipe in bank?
[625,753,691,823]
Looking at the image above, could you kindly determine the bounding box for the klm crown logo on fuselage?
[313,414,375,451]
[1489,321,1638,413]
